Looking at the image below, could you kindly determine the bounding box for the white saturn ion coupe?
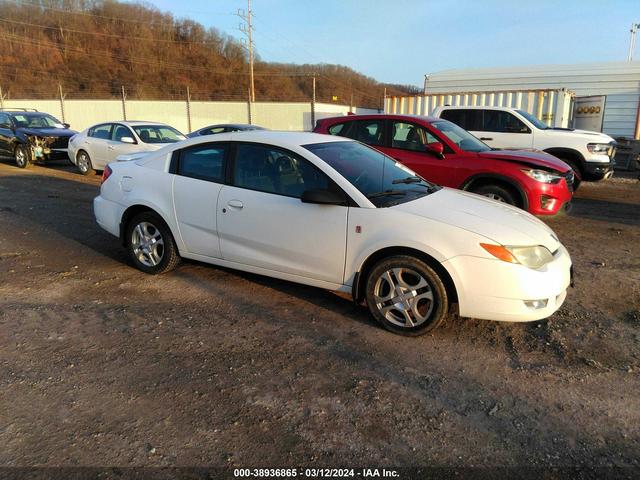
[94,131,572,336]
[68,121,186,175]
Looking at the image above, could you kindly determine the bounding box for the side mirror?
[63,123,71,129]
[0,123,11,129]
[301,188,347,206]
[120,136,136,144]
[426,141,445,158]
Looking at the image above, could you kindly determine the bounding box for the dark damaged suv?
[0,108,77,168]
[314,114,574,216]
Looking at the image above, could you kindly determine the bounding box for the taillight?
[101,165,113,184]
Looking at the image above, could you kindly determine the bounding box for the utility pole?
[0,86,5,109]
[121,85,127,120]
[382,87,387,112]
[423,74,429,95]
[58,83,66,123]
[628,23,640,62]
[237,0,255,103]
[186,86,192,133]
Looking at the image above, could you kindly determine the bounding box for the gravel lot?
[0,159,638,476]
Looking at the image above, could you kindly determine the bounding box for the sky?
[145,0,639,87]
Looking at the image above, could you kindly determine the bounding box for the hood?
[394,188,560,251]
[477,149,571,172]
[18,127,77,137]
[545,128,614,144]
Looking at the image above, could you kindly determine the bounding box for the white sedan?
[68,121,186,175]
[94,131,572,335]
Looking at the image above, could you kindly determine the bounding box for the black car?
[0,108,78,168]
[186,123,266,138]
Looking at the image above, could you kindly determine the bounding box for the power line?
[0,17,228,46]
[7,0,231,27]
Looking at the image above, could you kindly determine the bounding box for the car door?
[105,124,140,163]
[378,121,466,187]
[476,110,533,150]
[217,142,348,284]
[172,143,228,258]
[83,123,113,168]
[0,113,13,155]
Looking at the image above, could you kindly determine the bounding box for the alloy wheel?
[483,193,506,202]
[77,152,90,173]
[15,147,26,167]
[373,267,434,328]
[131,221,165,267]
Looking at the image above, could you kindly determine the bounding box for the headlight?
[521,169,562,184]
[587,143,610,154]
[480,243,554,269]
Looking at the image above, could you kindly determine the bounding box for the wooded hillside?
[0,0,420,107]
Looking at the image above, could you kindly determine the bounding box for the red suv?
[314,114,573,216]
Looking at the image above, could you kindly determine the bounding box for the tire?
[14,144,31,169]
[125,211,181,274]
[471,184,518,206]
[558,158,582,191]
[365,255,448,336]
[76,150,95,176]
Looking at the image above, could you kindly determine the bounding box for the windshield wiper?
[366,190,408,199]
[392,176,423,184]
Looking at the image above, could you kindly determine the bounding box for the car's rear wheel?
[14,144,31,169]
[76,150,95,176]
[365,255,448,336]
[125,212,180,274]
[471,184,518,206]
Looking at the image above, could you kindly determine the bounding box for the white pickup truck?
[432,105,616,188]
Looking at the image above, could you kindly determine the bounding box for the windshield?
[304,141,439,207]
[133,125,185,144]
[516,110,549,130]
[430,119,491,152]
[12,113,64,129]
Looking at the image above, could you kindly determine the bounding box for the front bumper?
[584,161,614,179]
[443,244,572,322]
[525,180,573,216]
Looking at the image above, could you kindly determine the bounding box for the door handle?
[108,145,115,150]
[227,200,243,209]
[480,137,493,141]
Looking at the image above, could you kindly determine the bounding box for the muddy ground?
[0,159,638,477]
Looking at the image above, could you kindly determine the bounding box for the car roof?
[200,123,263,130]
[116,121,171,126]
[438,105,516,110]
[183,130,349,148]
[319,114,441,123]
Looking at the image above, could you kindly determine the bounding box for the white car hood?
[545,128,614,144]
[393,188,560,251]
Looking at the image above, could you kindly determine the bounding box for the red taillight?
[101,165,113,184]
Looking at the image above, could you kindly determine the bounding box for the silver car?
[68,121,186,175]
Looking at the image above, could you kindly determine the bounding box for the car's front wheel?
[14,144,31,169]
[125,211,181,274]
[365,255,448,336]
[76,150,95,176]
[471,184,518,206]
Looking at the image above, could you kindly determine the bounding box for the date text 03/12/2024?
[233,468,400,478]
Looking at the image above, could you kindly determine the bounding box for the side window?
[202,127,225,135]
[178,144,226,182]
[0,113,11,127]
[328,122,348,136]
[482,110,530,133]
[441,109,482,131]
[234,143,329,198]
[353,120,384,146]
[89,124,113,140]
[112,125,134,142]
[391,122,439,151]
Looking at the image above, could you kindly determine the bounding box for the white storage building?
[422,61,640,139]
